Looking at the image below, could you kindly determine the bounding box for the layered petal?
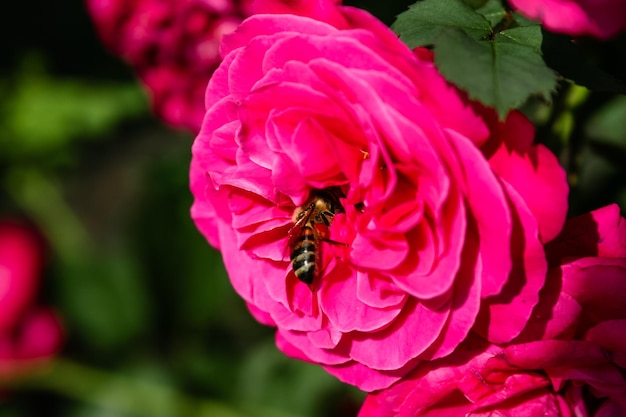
[359,207,626,415]
[509,0,626,39]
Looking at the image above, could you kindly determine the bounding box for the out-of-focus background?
[0,0,624,416]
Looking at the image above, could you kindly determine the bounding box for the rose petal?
[515,269,581,342]
[324,357,420,392]
[356,270,407,309]
[486,111,568,243]
[561,257,626,322]
[348,299,449,370]
[474,183,547,344]
[320,264,404,333]
[585,319,626,353]
[546,204,626,264]
[276,328,350,366]
[447,129,513,298]
[422,232,482,360]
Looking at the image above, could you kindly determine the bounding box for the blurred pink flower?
[509,0,626,39]
[86,0,252,132]
[190,1,568,391]
[359,204,626,416]
[0,221,63,379]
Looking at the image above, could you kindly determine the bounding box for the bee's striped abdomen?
[290,226,318,284]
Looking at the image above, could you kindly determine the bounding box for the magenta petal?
[592,204,626,258]
[412,58,490,147]
[561,257,626,322]
[448,129,512,298]
[357,394,394,417]
[422,236,482,360]
[486,112,568,243]
[276,328,349,366]
[205,49,239,109]
[474,184,547,344]
[1,308,64,360]
[585,319,626,353]
[320,266,404,333]
[551,364,626,396]
[473,390,566,417]
[0,222,42,333]
[508,0,626,39]
[504,340,610,369]
[516,269,582,342]
[220,14,336,64]
[251,0,350,30]
[348,299,449,370]
[217,224,253,302]
[596,401,626,417]
[264,294,322,333]
[360,348,479,415]
[307,325,342,349]
[220,157,275,200]
[351,233,408,271]
[356,270,407,309]
[323,357,419,392]
[392,194,465,299]
[546,204,626,264]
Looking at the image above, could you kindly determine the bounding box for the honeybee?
[288,189,344,286]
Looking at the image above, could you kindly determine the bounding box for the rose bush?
[86,0,252,132]
[0,221,63,378]
[190,1,569,390]
[359,204,626,415]
[509,0,626,40]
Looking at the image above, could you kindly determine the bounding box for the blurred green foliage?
[0,56,146,161]
[0,0,624,416]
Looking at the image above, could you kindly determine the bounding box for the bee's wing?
[287,209,314,243]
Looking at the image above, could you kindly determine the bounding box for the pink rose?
[0,308,64,378]
[190,3,568,391]
[86,0,252,132]
[0,222,39,333]
[359,205,626,415]
[509,0,626,39]
[0,221,63,379]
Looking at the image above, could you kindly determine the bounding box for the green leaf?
[392,0,491,47]
[462,0,489,10]
[392,0,557,117]
[497,25,543,50]
[434,27,557,118]
[475,0,507,27]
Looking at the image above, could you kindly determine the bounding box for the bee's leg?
[320,238,348,246]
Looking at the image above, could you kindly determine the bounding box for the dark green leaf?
[392,0,491,47]
[463,0,489,9]
[498,25,543,50]
[434,27,557,117]
[475,0,506,27]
